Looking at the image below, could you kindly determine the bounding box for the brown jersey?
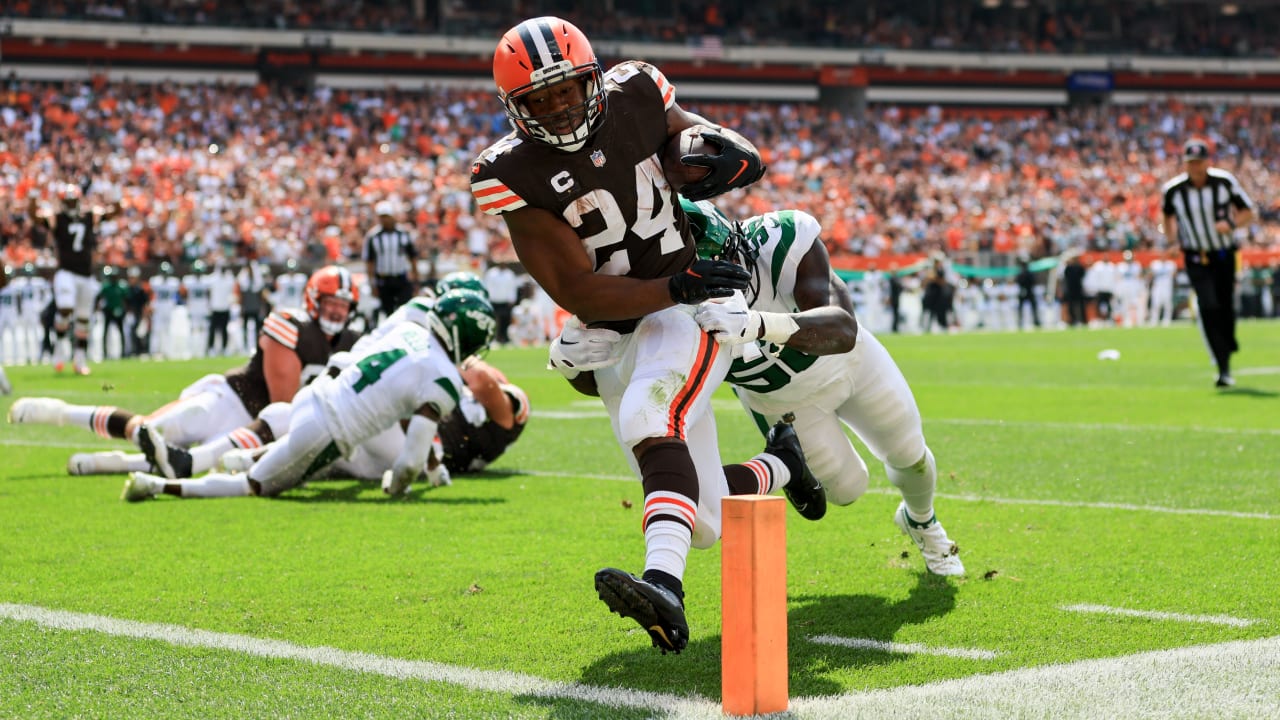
[223,308,360,417]
[437,386,529,474]
[470,60,693,333]
[52,211,97,277]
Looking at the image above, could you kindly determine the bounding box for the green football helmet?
[680,196,736,261]
[428,289,497,365]
[436,271,489,298]
[679,195,759,302]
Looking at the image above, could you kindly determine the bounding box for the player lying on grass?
[62,292,528,486]
[66,291,443,479]
[9,265,361,467]
[121,288,497,501]
[136,355,529,489]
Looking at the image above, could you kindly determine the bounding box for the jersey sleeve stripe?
[477,194,528,214]
[471,180,529,214]
[641,63,677,109]
[262,315,300,349]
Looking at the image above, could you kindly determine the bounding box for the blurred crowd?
[3,77,1280,276]
[4,0,1279,57]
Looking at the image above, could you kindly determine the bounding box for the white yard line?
[808,635,998,660]
[512,468,1279,521]
[6,435,1275,522]
[2,603,1276,720]
[789,634,1280,720]
[536,409,1280,437]
[0,603,717,716]
[1061,603,1259,628]
[928,417,1280,437]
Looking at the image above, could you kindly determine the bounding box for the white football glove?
[426,463,452,488]
[695,290,757,345]
[381,466,418,497]
[695,290,800,346]
[548,316,621,379]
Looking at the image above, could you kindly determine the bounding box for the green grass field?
[2,322,1278,719]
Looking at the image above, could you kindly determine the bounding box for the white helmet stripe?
[520,18,561,70]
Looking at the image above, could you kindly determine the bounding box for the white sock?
[62,404,101,431]
[190,436,235,474]
[643,521,692,583]
[886,447,937,523]
[120,453,150,473]
[176,473,252,499]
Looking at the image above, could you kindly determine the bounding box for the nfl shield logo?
[591,150,606,167]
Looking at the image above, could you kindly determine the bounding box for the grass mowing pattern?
[1,322,1277,717]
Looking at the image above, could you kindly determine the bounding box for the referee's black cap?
[1183,138,1210,161]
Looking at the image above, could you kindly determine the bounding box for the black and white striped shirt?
[1161,168,1255,252]
[361,227,417,277]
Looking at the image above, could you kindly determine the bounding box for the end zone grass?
[2,322,1277,718]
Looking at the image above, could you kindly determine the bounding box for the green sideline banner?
[835,256,1061,282]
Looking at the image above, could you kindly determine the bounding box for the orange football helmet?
[492,16,606,152]
[304,265,358,335]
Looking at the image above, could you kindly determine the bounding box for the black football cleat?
[767,412,826,520]
[137,423,194,480]
[594,568,689,654]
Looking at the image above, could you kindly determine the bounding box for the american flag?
[690,35,724,60]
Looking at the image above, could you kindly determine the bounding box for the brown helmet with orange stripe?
[492,16,606,153]
[304,265,358,336]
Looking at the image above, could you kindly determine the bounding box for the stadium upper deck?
[4,0,1280,57]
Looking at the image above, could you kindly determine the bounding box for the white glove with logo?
[548,316,622,379]
[696,290,800,347]
[695,290,757,345]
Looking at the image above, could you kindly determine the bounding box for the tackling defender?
[687,198,963,575]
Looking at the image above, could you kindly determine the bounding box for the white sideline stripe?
[0,603,718,717]
[536,409,1280,437]
[513,469,1279,521]
[1235,366,1280,376]
[929,417,1280,437]
[788,635,1280,720]
[892,488,1279,521]
[4,603,1278,720]
[5,438,1274,521]
[1061,603,1259,628]
[808,635,998,660]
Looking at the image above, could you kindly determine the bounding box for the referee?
[363,200,420,321]
[1160,138,1256,388]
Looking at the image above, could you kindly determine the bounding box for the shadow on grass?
[273,480,509,505]
[528,572,958,716]
[1215,386,1279,398]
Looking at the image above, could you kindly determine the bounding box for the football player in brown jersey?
[10,266,362,478]
[27,183,121,375]
[470,16,772,654]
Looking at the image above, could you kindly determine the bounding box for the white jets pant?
[736,325,926,506]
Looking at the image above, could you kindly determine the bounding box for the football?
[662,125,713,191]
